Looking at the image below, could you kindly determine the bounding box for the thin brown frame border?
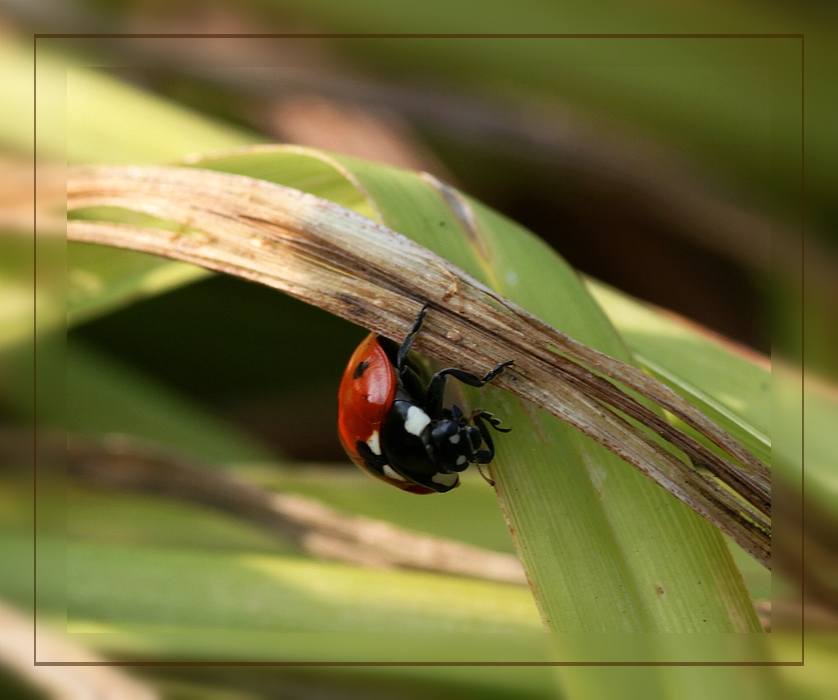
[33,31,804,667]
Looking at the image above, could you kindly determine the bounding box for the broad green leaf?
[66,68,259,166]
[0,520,556,692]
[555,639,782,700]
[225,465,775,602]
[68,462,516,558]
[66,461,766,603]
[68,484,296,556]
[67,542,542,633]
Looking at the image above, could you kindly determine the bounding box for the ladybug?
[338,304,513,494]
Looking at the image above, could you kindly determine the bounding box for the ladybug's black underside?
[384,388,460,491]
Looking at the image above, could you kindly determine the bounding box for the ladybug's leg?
[398,363,428,404]
[473,409,512,434]
[470,410,511,463]
[424,361,514,418]
[470,413,496,464]
[396,303,430,372]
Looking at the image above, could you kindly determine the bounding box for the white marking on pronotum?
[449,434,460,444]
[366,431,382,455]
[432,472,458,486]
[405,406,431,436]
[383,464,406,481]
[456,455,467,466]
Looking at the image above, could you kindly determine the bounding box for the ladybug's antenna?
[476,463,496,487]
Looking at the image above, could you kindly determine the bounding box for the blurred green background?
[1,0,835,697]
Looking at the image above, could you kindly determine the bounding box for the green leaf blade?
[67,542,543,634]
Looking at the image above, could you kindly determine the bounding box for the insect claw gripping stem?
[396,303,430,372]
[470,409,513,466]
[482,360,515,384]
[472,409,512,434]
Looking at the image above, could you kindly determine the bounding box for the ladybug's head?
[426,406,482,473]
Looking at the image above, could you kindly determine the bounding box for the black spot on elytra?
[353,360,370,379]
